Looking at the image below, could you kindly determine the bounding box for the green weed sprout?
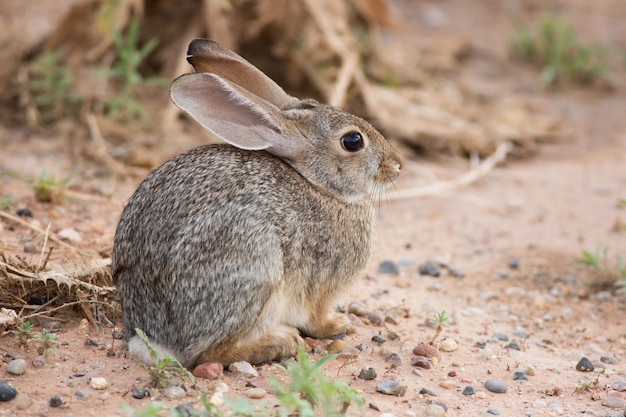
[576,246,626,294]
[33,171,72,203]
[272,348,364,417]
[510,14,606,87]
[429,310,450,345]
[12,321,35,348]
[103,18,166,122]
[34,330,59,357]
[135,328,197,390]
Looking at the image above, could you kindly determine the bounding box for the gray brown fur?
[112,39,402,367]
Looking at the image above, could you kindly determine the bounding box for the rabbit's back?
[113,144,372,366]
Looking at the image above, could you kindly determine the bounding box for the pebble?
[14,396,33,410]
[486,409,500,415]
[462,386,475,396]
[16,207,33,218]
[380,413,397,417]
[228,361,258,378]
[42,321,63,329]
[411,356,432,369]
[0,382,18,402]
[32,356,46,368]
[518,364,536,376]
[209,391,224,407]
[413,343,441,360]
[23,241,38,253]
[339,347,360,359]
[348,301,368,317]
[384,310,399,325]
[367,311,383,325]
[49,395,63,407]
[612,381,626,391]
[575,357,594,372]
[193,362,223,379]
[131,387,150,399]
[507,256,519,269]
[484,379,507,393]
[358,366,377,380]
[419,262,441,277]
[214,381,229,393]
[439,338,458,352]
[439,380,456,389]
[384,352,402,366]
[175,402,196,417]
[376,380,407,396]
[547,401,563,414]
[326,340,348,353]
[164,386,186,400]
[512,326,529,338]
[7,359,27,375]
[601,356,619,365]
[513,372,528,381]
[379,260,400,275]
[372,335,386,345]
[387,331,399,340]
[447,264,465,278]
[244,388,266,399]
[419,387,437,396]
[74,391,85,398]
[90,377,109,390]
[491,332,509,342]
[423,404,446,417]
[504,341,521,351]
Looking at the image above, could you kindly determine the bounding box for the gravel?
[462,386,475,396]
[0,381,17,402]
[376,380,407,396]
[358,367,377,380]
[379,260,400,274]
[418,262,441,277]
[575,357,594,372]
[228,361,258,378]
[484,379,507,393]
[6,359,27,375]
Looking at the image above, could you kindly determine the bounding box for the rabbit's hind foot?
[302,312,353,340]
[197,325,305,367]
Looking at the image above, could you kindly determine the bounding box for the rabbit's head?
[170,39,402,203]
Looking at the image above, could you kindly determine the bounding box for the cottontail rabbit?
[112,39,402,367]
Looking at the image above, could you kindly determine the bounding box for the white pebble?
[214,381,229,393]
[209,391,224,407]
[228,361,259,378]
[164,386,186,400]
[90,377,109,390]
[423,404,446,417]
[244,388,266,399]
[6,359,27,375]
[439,338,458,352]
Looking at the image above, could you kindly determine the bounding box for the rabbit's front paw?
[303,312,352,340]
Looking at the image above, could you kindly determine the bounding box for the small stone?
[379,260,400,275]
[602,396,625,409]
[486,409,500,415]
[228,361,258,378]
[49,395,63,407]
[339,347,360,359]
[23,241,38,253]
[601,356,619,365]
[214,381,229,393]
[611,381,626,391]
[14,396,33,410]
[304,337,325,349]
[384,352,402,366]
[419,387,437,396]
[411,356,432,369]
[384,310,399,325]
[366,311,382,325]
[504,341,521,351]
[0,380,17,402]
[164,386,186,400]
[175,402,196,417]
[439,338,458,352]
[512,326,529,338]
[484,379,507,393]
[576,357,594,372]
[32,356,46,368]
[507,256,519,269]
[42,321,63,329]
[90,377,109,390]
[347,301,368,317]
[358,367,377,380]
[16,207,33,218]
[58,228,82,242]
[209,391,224,407]
[131,387,150,399]
[439,380,456,389]
[244,388,266,399]
[518,364,536,376]
[491,332,509,342]
[447,370,457,377]
[446,264,465,278]
[112,330,124,340]
[372,335,386,345]
[387,331,399,340]
[413,343,441,360]
[376,380,407,396]
[513,372,528,381]
[193,362,223,379]
[547,401,563,414]
[74,391,85,398]
[423,404,446,417]
[380,413,397,417]
[7,359,27,375]
[326,339,348,353]
[462,386,475,396]
[419,261,441,277]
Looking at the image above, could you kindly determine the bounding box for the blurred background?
[1,0,625,174]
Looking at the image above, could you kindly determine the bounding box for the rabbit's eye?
[340,131,364,152]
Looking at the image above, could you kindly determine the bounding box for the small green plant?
[576,246,626,293]
[34,330,59,357]
[272,348,364,417]
[429,310,450,345]
[510,14,606,87]
[33,171,72,203]
[11,321,35,348]
[27,51,82,124]
[102,18,166,122]
[0,195,12,210]
[135,328,197,389]
[120,401,165,417]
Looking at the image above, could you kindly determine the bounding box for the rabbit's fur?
[112,39,402,368]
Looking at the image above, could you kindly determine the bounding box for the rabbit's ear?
[186,39,295,111]
[170,72,302,156]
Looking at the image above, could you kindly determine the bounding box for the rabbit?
[112,39,403,368]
